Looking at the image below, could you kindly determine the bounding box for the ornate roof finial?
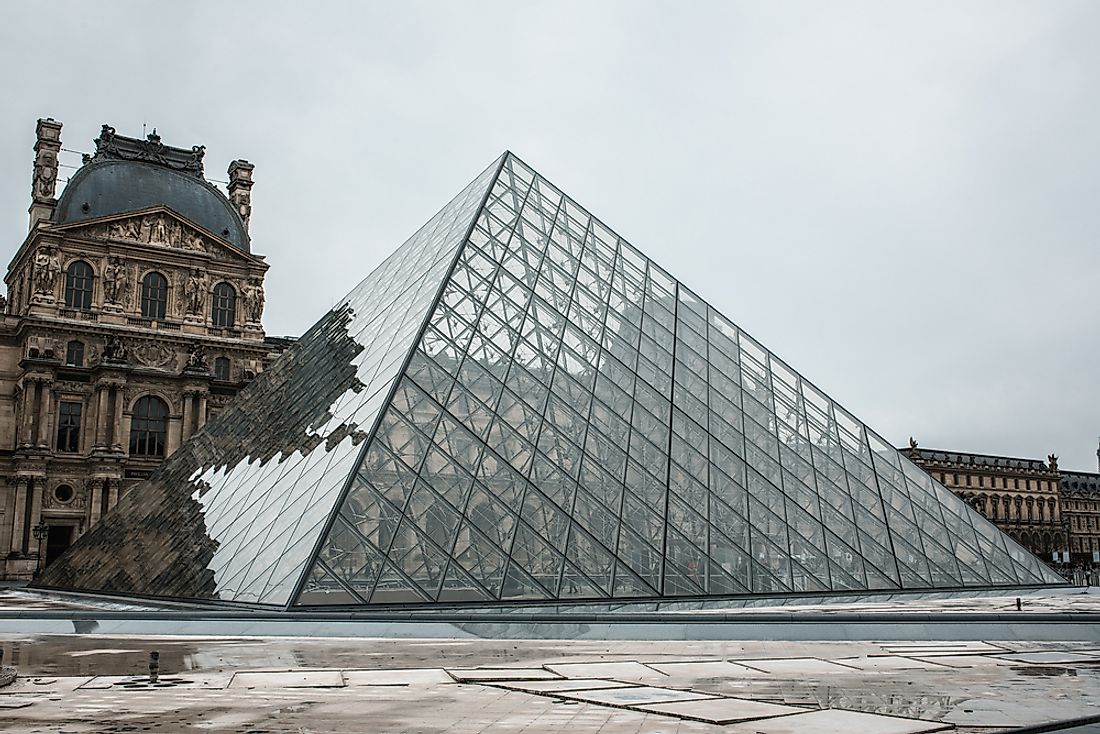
[1048,453,1059,472]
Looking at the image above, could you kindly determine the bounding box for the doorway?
[44,525,75,566]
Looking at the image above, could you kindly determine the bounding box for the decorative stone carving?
[1048,454,1059,472]
[43,482,87,510]
[34,150,58,200]
[184,343,209,373]
[145,212,181,248]
[32,247,61,297]
[185,268,208,316]
[102,256,130,307]
[103,335,128,363]
[91,125,205,177]
[107,217,143,241]
[131,341,175,369]
[241,278,264,324]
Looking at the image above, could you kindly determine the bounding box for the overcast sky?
[2,2,1097,470]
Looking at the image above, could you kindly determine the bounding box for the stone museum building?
[904,441,1100,565]
[0,119,288,579]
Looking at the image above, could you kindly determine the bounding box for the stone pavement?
[0,634,1098,733]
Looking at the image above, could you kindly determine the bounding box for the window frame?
[129,395,169,457]
[64,260,94,310]
[211,282,236,328]
[56,400,82,453]
[140,271,169,321]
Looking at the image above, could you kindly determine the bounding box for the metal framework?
[36,152,1065,609]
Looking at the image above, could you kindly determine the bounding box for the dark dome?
[54,158,249,252]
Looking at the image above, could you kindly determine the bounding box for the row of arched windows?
[63,260,237,327]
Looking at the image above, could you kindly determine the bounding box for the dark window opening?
[211,282,236,328]
[65,340,84,367]
[56,401,82,453]
[140,271,168,320]
[64,260,94,310]
[129,395,168,457]
[214,356,231,381]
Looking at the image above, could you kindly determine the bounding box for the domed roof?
[53,126,250,252]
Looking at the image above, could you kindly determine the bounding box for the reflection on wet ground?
[1,633,1099,732]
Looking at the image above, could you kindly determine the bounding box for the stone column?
[18,381,36,447]
[197,392,208,431]
[28,118,62,230]
[9,477,29,554]
[106,479,119,511]
[111,387,126,451]
[36,380,53,449]
[94,385,110,449]
[181,390,194,442]
[88,478,104,526]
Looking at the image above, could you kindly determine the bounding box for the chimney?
[227,159,255,232]
[28,118,63,230]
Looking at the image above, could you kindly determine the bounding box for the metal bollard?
[148,651,160,684]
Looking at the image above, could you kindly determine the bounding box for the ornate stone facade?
[0,120,291,580]
[904,440,1100,565]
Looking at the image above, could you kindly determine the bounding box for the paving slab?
[736,657,860,675]
[882,642,1010,656]
[836,655,955,671]
[909,655,1031,668]
[229,670,345,689]
[555,685,717,707]
[634,696,807,723]
[996,651,1100,665]
[545,660,667,680]
[722,708,952,734]
[343,667,453,686]
[650,660,767,678]
[492,677,635,693]
[446,667,560,682]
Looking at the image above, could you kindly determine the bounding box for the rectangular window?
[56,401,82,453]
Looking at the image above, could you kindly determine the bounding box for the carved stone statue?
[1048,454,1059,472]
[108,217,142,241]
[0,293,7,312]
[103,336,128,363]
[149,213,171,245]
[185,268,208,314]
[102,257,129,305]
[908,437,918,451]
[185,342,209,372]
[32,247,61,296]
[183,229,207,252]
[242,279,265,323]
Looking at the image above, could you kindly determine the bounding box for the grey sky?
[2,2,1097,470]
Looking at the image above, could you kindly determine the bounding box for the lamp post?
[31,521,49,580]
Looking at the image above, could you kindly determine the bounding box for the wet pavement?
[1,588,1098,732]
[0,633,1098,733]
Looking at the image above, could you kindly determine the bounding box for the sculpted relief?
[241,278,265,324]
[79,212,212,253]
[102,256,131,307]
[32,247,61,297]
[185,268,208,316]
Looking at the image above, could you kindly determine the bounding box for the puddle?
[1013,666,1077,678]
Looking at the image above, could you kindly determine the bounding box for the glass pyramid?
[39,152,1064,608]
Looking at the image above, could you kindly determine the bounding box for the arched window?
[140,271,168,320]
[129,395,168,457]
[211,282,236,328]
[213,356,231,381]
[65,340,84,367]
[64,260,94,310]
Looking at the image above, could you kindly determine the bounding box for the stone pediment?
[53,207,261,265]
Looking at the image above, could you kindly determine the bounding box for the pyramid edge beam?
[283,152,511,609]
